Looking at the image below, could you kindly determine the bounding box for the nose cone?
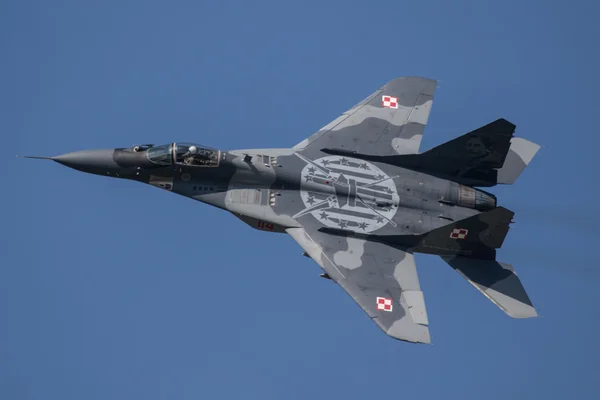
[52,149,120,174]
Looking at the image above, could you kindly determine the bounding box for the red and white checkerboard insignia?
[382,95,398,109]
[450,228,469,239]
[376,297,393,312]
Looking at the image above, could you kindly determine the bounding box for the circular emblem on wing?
[294,156,399,233]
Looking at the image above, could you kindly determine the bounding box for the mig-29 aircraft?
[22,77,540,344]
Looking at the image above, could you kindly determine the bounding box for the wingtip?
[387,320,432,344]
[504,304,539,319]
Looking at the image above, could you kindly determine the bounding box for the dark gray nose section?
[52,149,120,174]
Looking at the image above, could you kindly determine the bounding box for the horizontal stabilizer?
[442,256,537,318]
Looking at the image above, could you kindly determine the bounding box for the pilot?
[183,145,199,165]
[182,145,216,166]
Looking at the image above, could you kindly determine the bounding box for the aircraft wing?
[293,77,436,156]
[287,227,430,344]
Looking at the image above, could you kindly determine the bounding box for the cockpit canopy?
[146,143,220,167]
[145,144,172,165]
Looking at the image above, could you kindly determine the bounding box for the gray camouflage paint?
[28,77,540,344]
[294,77,435,157]
[287,227,430,343]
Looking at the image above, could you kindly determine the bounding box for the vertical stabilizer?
[497,138,540,184]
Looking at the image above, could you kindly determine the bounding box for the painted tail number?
[257,220,274,231]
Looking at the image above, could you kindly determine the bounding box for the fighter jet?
[22,77,540,344]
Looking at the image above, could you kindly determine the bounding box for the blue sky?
[2,1,599,399]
